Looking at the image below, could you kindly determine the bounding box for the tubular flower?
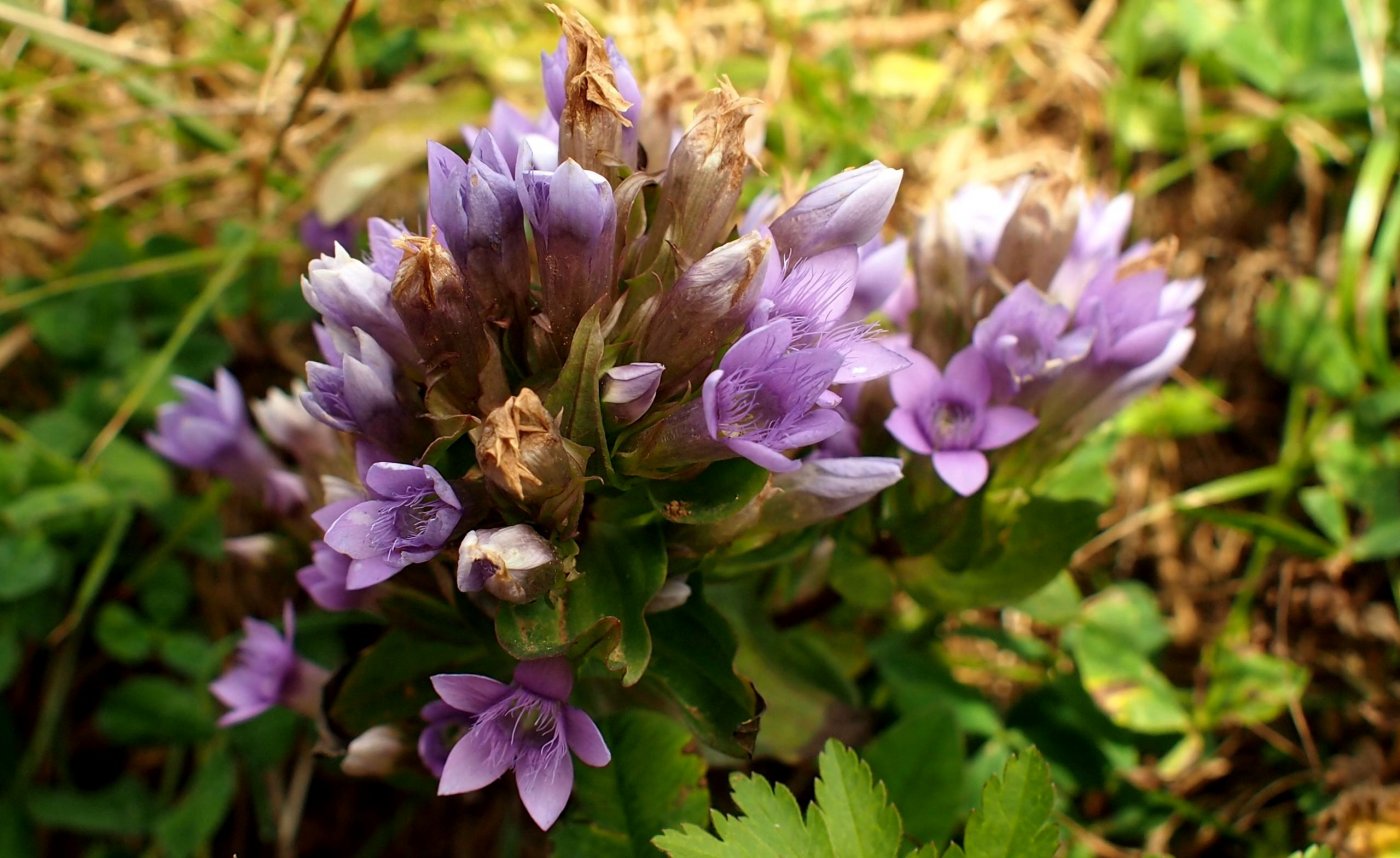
[432,658,610,830]
[209,603,328,726]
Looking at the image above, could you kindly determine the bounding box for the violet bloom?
[847,234,911,323]
[419,700,475,779]
[600,362,664,426]
[147,369,306,513]
[886,347,1038,496]
[767,161,903,259]
[750,247,908,385]
[702,319,847,473]
[1076,266,1200,370]
[972,284,1091,399]
[297,541,372,612]
[323,462,463,589]
[463,99,560,173]
[366,217,409,279]
[1047,191,1135,308]
[760,456,904,532]
[209,603,328,726]
[432,658,610,830]
[302,245,417,368]
[302,327,401,442]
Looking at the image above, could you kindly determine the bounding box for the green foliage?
[553,710,711,857]
[952,748,1059,858]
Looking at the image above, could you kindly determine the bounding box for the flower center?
[926,398,979,449]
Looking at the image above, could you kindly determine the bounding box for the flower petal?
[346,555,403,589]
[323,501,393,559]
[514,744,574,830]
[725,438,801,473]
[932,449,989,496]
[884,407,932,455]
[888,347,940,409]
[563,707,611,767]
[438,726,511,795]
[512,657,574,701]
[943,349,992,406]
[431,674,509,714]
[978,406,1038,450]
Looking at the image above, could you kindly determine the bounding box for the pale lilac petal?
[885,408,932,455]
[943,349,992,406]
[932,449,989,496]
[888,348,940,408]
[438,727,512,795]
[726,438,801,473]
[515,745,574,830]
[832,339,910,384]
[323,501,393,559]
[364,462,427,498]
[431,674,510,714]
[346,555,402,589]
[780,408,848,449]
[721,319,794,372]
[978,406,1038,450]
[563,707,611,767]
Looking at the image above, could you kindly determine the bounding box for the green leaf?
[897,498,1101,610]
[3,481,113,533]
[1353,519,1400,561]
[0,534,61,601]
[93,437,173,509]
[553,710,710,857]
[1299,486,1349,544]
[645,587,759,758]
[958,748,1059,858]
[1117,383,1231,439]
[864,704,964,843]
[25,778,156,837]
[545,302,613,480]
[653,740,905,858]
[1256,277,1363,396]
[649,458,771,525]
[1199,645,1308,729]
[94,602,156,663]
[153,743,237,857]
[497,520,667,685]
[1185,507,1334,557]
[96,676,216,745]
[328,628,489,737]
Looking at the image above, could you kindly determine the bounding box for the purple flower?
[419,700,474,779]
[432,657,610,830]
[972,283,1091,399]
[426,142,473,269]
[147,369,307,513]
[322,462,463,589]
[886,347,1038,496]
[767,161,903,259]
[1076,266,1199,369]
[518,160,617,355]
[847,234,911,323]
[302,245,417,368]
[1047,191,1135,308]
[750,247,908,385]
[209,603,328,726]
[297,541,372,612]
[600,362,663,426]
[943,179,1028,269]
[302,327,400,441]
[758,456,904,532]
[366,217,409,279]
[463,99,560,174]
[702,319,848,473]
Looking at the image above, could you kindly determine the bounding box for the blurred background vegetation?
[2,0,1400,855]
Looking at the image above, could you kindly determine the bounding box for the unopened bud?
[342,725,407,777]
[645,576,692,613]
[640,232,771,393]
[457,525,561,604]
[760,457,903,533]
[550,6,634,178]
[641,79,757,266]
[992,173,1078,291]
[768,161,903,259]
[389,235,489,412]
[463,133,531,326]
[601,362,664,426]
[474,389,588,534]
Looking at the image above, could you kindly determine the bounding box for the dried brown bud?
[550,5,633,179]
[390,235,490,411]
[640,78,759,267]
[473,388,588,534]
[992,173,1079,291]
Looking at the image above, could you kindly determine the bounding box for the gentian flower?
[886,347,1037,496]
[301,244,417,368]
[297,541,372,612]
[432,658,610,830]
[463,99,560,174]
[767,161,903,259]
[209,603,327,726]
[760,456,905,531]
[323,462,463,588]
[971,283,1091,399]
[302,327,403,444]
[600,362,664,426]
[419,700,474,779]
[146,369,307,513]
[541,34,643,159]
[702,319,847,473]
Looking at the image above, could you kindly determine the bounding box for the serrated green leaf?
[959,748,1059,858]
[553,710,709,857]
[654,741,906,858]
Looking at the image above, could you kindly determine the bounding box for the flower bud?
[768,161,903,260]
[426,142,471,269]
[759,457,903,532]
[550,7,635,178]
[645,576,692,613]
[518,160,617,359]
[991,172,1079,291]
[389,235,490,413]
[640,79,757,267]
[474,389,588,534]
[457,525,561,604]
[463,132,531,325]
[342,725,407,777]
[601,362,663,426]
[251,381,341,468]
[639,232,771,393]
